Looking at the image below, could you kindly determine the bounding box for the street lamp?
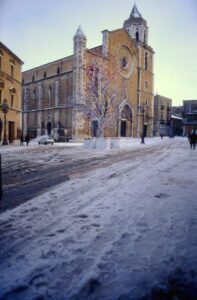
[0,98,9,145]
[138,104,146,144]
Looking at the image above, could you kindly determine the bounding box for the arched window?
[144,33,146,43]
[145,52,148,70]
[135,30,139,41]
[11,94,14,107]
[94,68,99,96]
[48,86,51,99]
[33,89,36,100]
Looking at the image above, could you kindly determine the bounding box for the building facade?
[153,94,172,136]
[182,100,197,135]
[22,5,154,141]
[0,42,23,143]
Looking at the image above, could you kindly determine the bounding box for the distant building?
[22,5,154,141]
[170,115,183,136]
[171,106,183,118]
[182,100,197,135]
[153,94,172,136]
[0,42,23,143]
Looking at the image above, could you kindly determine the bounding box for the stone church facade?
[22,5,154,141]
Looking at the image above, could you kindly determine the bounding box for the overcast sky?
[0,0,197,105]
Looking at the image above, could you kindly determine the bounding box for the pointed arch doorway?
[45,115,53,137]
[120,104,133,137]
[47,122,52,137]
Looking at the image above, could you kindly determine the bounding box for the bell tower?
[123,4,154,138]
[73,26,87,104]
[123,4,148,44]
[72,26,87,140]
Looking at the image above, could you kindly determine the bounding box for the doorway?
[0,118,2,141]
[143,124,147,137]
[92,120,99,137]
[120,104,132,137]
[47,122,52,136]
[9,121,15,143]
[121,120,127,137]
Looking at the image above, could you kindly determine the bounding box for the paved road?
[0,142,165,212]
[0,138,197,300]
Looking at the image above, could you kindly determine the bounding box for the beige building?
[22,5,154,141]
[154,94,172,136]
[0,42,23,144]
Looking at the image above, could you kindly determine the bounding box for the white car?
[38,136,54,145]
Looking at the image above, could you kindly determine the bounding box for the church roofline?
[22,55,74,73]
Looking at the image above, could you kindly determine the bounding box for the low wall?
[83,138,121,150]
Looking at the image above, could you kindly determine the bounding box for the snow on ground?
[0,137,197,300]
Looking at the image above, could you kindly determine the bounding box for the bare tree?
[85,55,120,138]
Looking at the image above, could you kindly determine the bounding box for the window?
[33,89,36,100]
[135,30,139,41]
[11,64,14,77]
[48,87,51,99]
[43,72,46,78]
[0,90,2,103]
[121,57,128,69]
[144,33,146,43]
[32,75,35,82]
[145,52,148,70]
[57,67,60,74]
[11,94,14,107]
[145,81,148,90]
[0,56,2,70]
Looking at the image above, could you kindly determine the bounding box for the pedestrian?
[189,131,196,150]
[25,135,30,146]
[160,133,163,139]
[20,135,23,146]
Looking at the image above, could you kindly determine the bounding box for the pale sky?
[0,0,197,106]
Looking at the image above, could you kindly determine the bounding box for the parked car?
[38,135,54,145]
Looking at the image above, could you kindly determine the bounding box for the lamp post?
[1,99,9,145]
[138,104,145,144]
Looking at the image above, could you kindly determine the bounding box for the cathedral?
[22,4,154,141]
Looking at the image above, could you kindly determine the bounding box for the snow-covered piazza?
[0,137,197,300]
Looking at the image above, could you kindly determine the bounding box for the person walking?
[25,135,30,146]
[20,135,23,146]
[189,131,196,150]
